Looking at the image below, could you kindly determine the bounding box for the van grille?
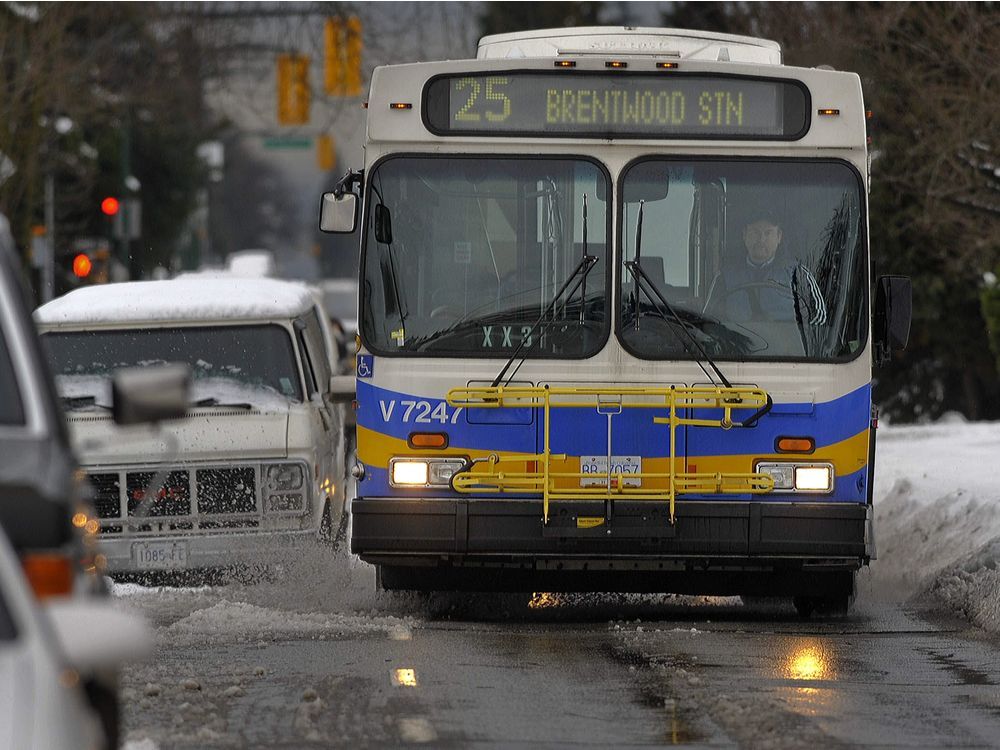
[86,464,272,535]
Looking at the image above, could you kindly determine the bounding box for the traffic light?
[101,196,120,216]
[277,54,311,125]
[72,253,92,279]
[324,16,363,97]
[317,134,336,171]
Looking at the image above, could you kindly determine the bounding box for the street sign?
[262,137,313,149]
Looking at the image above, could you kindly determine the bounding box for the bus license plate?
[580,456,642,487]
[132,541,188,570]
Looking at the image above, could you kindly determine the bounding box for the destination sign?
[424,73,808,139]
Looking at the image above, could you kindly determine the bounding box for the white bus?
[321,27,911,615]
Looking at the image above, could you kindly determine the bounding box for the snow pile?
[35,277,315,325]
[165,600,414,644]
[873,420,1000,630]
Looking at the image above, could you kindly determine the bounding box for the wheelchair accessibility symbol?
[356,355,373,379]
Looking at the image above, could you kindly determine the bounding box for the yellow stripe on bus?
[356,425,870,482]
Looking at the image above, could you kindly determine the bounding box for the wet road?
[118,556,1000,749]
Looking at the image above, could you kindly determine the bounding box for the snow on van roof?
[35,277,317,327]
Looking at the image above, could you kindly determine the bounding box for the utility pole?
[121,110,135,279]
[41,173,55,303]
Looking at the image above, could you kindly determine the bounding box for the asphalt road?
[117,548,1000,749]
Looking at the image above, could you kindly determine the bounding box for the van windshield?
[41,324,303,404]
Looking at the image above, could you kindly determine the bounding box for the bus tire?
[793,572,856,618]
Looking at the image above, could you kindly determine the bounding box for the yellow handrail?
[446,385,774,524]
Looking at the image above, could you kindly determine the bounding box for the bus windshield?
[361,156,610,357]
[619,159,866,362]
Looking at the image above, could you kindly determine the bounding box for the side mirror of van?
[319,192,358,234]
[874,275,912,365]
[112,364,191,425]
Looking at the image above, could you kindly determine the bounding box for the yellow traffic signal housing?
[325,16,363,97]
[277,54,311,125]
[317,134,336,171]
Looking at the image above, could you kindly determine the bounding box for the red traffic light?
[100,197,120,216]
[72,254,92,278]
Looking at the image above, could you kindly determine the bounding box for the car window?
[0,323,26,426]
[42,324,304,402]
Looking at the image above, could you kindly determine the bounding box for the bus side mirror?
[319,192,358,234]
[874,275,911,365]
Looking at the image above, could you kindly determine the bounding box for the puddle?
[926,650,994,685]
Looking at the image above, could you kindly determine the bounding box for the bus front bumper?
[351,497,873,593]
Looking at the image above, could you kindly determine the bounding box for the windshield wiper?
[626,199,733,388]
[61,395,111,411]
[625,201,772,426]
[491,253,599,388]
[192,397,254,410]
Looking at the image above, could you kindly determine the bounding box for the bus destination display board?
[424,73,808,139]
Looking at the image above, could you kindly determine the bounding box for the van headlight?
[389,457,466,488]
[264,463,304,491]
[756,462,833,493]
[263,462,308,514]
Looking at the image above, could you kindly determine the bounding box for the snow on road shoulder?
[873,419,1000,630]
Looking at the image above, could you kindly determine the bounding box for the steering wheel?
[717,281,791,321]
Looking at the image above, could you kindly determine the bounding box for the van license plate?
[580,455,642,487]
[132,541,188,570]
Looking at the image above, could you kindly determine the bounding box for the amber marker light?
[605,60,628,69]
[389,102,412,110]
[776,437,815,454]
[817,108,840,116]
[554,60,576,68]
[408,432,448,449]
[656,61,679,69]
[22,554,74,598]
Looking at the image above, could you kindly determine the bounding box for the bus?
[320,27,911,615]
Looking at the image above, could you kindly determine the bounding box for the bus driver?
[714,212,828,326]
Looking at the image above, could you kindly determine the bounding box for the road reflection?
[779,639,840,717]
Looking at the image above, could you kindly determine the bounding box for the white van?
[35,277,353,574]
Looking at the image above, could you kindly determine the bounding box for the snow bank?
[35,277,315,326]
[873,420,1000,630]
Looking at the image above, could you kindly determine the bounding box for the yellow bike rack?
[446,384,774,525]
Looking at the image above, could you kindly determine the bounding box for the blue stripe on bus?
[356,380,871,458]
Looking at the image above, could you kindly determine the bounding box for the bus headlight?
[390,458,466,488]
[794,465,833,492]
[756,462,833,493]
